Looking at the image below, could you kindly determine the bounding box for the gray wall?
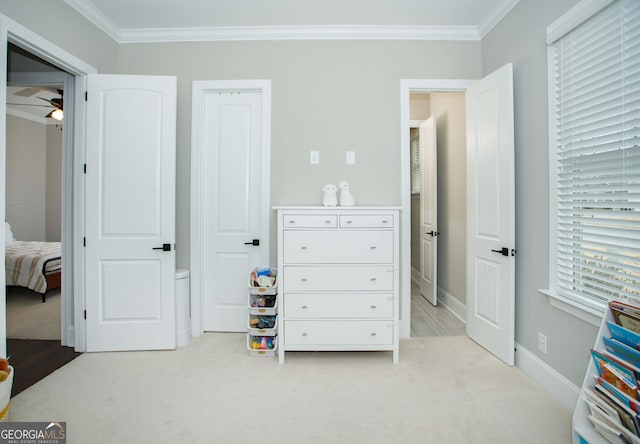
[46,125,63,242]
[5,115,46,241]
[482,0,599,385]
[5,116,62,242]
[116,40,482,267]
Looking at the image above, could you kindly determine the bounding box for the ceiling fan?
[7,87,64,121]
[38,89,64,120]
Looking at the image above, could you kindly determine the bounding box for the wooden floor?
[7,339,81,397]
[410,281,465,337]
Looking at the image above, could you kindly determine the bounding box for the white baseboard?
[411,267,420,284]
[515,342,579,412]
[437,287,466,323]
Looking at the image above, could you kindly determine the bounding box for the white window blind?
[549,0,640,306]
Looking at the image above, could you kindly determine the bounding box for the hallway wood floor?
[410,281,465,337]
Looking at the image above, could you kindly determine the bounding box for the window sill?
[538,289,604,327]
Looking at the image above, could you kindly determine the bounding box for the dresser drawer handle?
[288,220,296,224]
[370,332,377,336]
[301,278,308,282]
[371,305,377,309]
[324,220,332,224]
[370,246,377,250]
[301,332,308,337]
[300,246,308,250]
[301,305,308,309]
[382,220,389,224]
[345,220,353,224]
[370,278,377,282]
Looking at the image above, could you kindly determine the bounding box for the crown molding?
[63,0,121,42]
[118,25,481,43]
[477,0,521,38]
[64,0,484,43]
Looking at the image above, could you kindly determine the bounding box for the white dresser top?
[273,206,401,211]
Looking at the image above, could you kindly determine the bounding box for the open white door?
[193,83,269,332]
[465,64,515,366]
[85,74,177,352]
[419,117,438,306]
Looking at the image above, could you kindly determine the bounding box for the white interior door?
[199,87,267,332]
[465,64,515,366]
[419,117,438,306]
[85,74,177,352]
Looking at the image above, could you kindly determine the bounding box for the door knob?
[491,247,509,256]
[244,239,260,246]
[152,243,171,251]
[427,230,439,237]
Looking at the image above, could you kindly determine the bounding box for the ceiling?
[64,0,520,42]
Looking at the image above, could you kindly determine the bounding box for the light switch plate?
[346,150,356,165]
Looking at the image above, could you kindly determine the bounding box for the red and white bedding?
[5,241,61,294]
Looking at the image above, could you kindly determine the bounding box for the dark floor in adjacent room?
[7,339,81,397]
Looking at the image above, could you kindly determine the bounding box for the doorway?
[408,92,467,337]
[4,43,81,394]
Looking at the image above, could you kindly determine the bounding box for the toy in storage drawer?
[249,267,277,295]
[248,315,278,336]
[248,294,277,315]
[247,335,278,357]
[248,267,277,315]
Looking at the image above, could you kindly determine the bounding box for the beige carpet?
[9,334,571,443]
[6,286,61,340]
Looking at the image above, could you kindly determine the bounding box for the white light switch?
[310,150,319,164]
[346,150,356,165]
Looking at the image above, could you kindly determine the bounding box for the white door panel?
[466,64,515,366]
[201,89,266,332]
[85,74,177,352]
[419,117,438,305]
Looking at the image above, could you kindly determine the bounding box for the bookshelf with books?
[573,300,640,444]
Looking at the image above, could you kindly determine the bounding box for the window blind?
[550,0,640,304]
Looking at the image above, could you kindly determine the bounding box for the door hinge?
[85,91,88,101]
[84,309,87,320]
[83,237,86,247]
[83,163,87,174]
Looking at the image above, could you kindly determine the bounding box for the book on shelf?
[591,348,640,399]
[609,322,640,351]
[604,336,640,370]
[592,379,640,437]
[610,301,640,335]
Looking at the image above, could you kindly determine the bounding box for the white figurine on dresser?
[274,206,400,364]
[338,180,355,206]
[321,184,338,207]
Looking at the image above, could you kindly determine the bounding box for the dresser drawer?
[283,230,393,264]
[339,214,394,228]
[284,293,394,318]
[283,266,394,292]
[284,320,393,345]
[283,214,337,228]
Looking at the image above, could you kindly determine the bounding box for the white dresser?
[275,206,400,363]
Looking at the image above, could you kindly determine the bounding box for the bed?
[5,222,61,303]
